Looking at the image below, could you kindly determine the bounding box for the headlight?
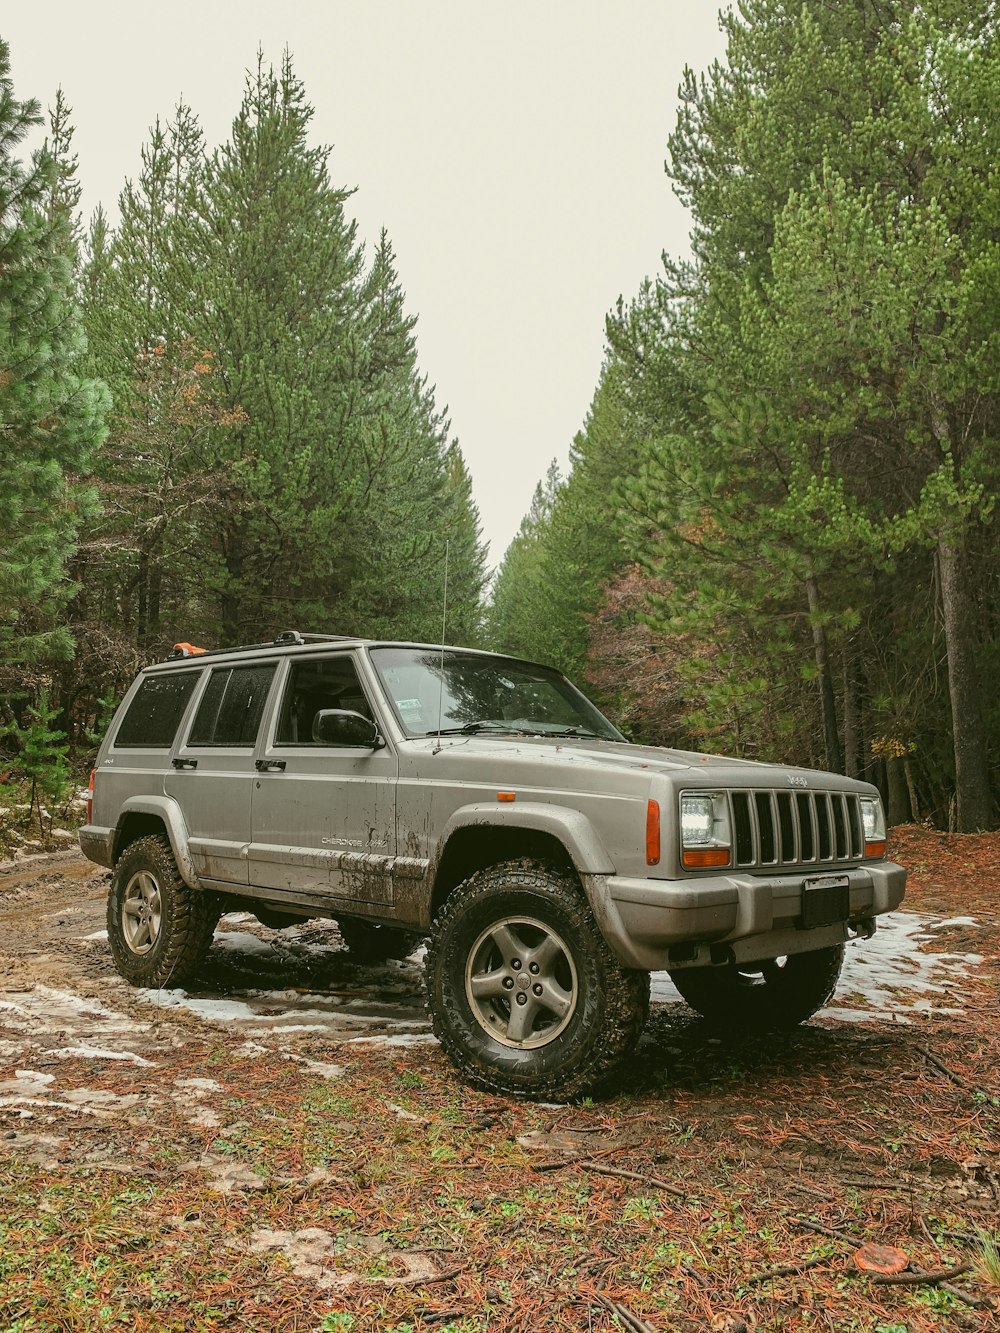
[679,792,731,868]
[860,796,886,858]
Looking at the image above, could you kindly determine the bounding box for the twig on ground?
[530,1144,630,1173]
[790,1180,835,1201]
[916,1213,942,1254]
[791,1217,862,1247]
[870,1262,971,1286]
[396,1264,465,1289]
[745,1253,835,1284]
[914,1043,985,1098]
[840,1178,911,1191]
[577,1159,690,1199]
[586,1287,656,1333]
[867,1262,992,1308]
[681,1261,709,1288]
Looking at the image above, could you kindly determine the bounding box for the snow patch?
[136,990,259,1022]
[346,1032,438,1048]
[211,931,276,958]
[174,1076,223,1094]
[43,1046,155,1067]
[647,911,983,1024]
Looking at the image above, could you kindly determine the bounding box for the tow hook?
[851,917,876,940]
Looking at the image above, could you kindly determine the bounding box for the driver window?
[275,657,374,745]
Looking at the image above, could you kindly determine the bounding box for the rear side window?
[113,672,200,749]
[187,665,276,747]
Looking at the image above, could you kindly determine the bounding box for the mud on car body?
[80,630,906,1100]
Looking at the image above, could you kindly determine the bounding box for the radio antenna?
[432,540,450,755]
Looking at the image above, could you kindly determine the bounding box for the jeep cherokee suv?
[80,631,905,1099]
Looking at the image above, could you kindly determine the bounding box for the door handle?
[255,759,287,772]
[171,757,198,769]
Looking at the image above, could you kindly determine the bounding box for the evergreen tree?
[71,51,486,676]
[488,461,562,662]
[0,40,108,677]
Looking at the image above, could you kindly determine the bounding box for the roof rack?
[272,631,354,646]
[163,630,356,662]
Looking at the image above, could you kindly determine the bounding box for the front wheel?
[425,860,649,1100]
[669,944,845,1030]
[107,835,220,987]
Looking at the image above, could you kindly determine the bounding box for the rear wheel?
[669,944,845,1030]
[107,835,220,987]
[425,860,649,1100]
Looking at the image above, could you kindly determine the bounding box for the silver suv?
[80,631,905,1099]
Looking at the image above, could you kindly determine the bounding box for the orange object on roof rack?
[172,642,207,657]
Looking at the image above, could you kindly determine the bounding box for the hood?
[404,732,877,797]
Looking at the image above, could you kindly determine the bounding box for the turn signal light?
[497,791,515,802]
[864,840,886,859]
[87,769,95,824]
[646,799,660,866]
[682,847,731,869]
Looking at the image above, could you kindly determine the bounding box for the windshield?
[368,647,624,742]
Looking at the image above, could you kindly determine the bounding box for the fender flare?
[113,796,198,889]
[435,802,616,877]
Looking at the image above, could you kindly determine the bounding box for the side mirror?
[312,708,384,749]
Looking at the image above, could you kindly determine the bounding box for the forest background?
[1,0,998,840]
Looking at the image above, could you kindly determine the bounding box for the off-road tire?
[669,944,845,1031]
[337,916,424,963]
[107,834,220,987]
[425,859,650,1100]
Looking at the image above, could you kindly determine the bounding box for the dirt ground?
[1,828,999,1332]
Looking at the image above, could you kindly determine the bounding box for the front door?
[248,652,398,906]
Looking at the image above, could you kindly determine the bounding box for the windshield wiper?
[428,720,555,738]
[428,721,522,736]
[544,726,609,739]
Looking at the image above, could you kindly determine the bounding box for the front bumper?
[591,861,906,970]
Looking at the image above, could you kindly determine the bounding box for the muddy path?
[2,844,999,1329]
[1,848,985,1069]
[0,850,432,1063]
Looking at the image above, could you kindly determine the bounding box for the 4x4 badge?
[787,774,807,787]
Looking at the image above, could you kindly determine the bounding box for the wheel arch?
[428,803,614,922]
[112,798,198,888]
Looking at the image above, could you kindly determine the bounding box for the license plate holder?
[800,875,850,929]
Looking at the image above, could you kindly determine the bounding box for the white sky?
[5,1,727,567]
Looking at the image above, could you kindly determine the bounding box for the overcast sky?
[5,2,727,567]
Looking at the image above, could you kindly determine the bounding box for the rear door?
[248,651,398,905]
[165,661,278,884]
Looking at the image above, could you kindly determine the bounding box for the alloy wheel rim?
[121,870,162,955]
[465,915,578,1049]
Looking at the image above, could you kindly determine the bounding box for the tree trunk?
[220,520,244,647]
[938,536,994,830]
[903,756,920,824]
[147,563,161,647]
[135,549,149,649]
[886,755,911,826]
[842,643,863,779]
[805,576,843,774]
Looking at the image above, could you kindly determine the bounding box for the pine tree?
[619,0,999,824]
[488,461,562,662]
[0,40,108,676]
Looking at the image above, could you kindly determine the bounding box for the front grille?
[729,789,863,869]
